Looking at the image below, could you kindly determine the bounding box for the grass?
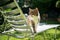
[0,28,60,40]
[34,28,60,40]
[0,34,29,40]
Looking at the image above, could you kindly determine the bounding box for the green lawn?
[0,28,60,40]
[0,34,29,40]
[34,28,60,40]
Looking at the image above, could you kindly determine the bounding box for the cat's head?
[29,8,39,16]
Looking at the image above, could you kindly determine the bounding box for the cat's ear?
[29,8,32,11]
[36,8,39,12]
[36,8,38,10]
[29,8,31,14]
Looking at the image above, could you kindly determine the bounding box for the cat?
[27,8,40,33]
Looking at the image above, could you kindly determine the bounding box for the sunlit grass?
[0,28,60,40]
[34,28,60,40]
[0,34,29,40]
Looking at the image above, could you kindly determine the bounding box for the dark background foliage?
[19,0,60,23]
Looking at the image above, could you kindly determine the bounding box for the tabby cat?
[27,8,40,33]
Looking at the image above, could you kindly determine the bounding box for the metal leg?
[31,36,34,40]
[7,35,10,40]
[30,33,35,40]
[43,32,47,40]
[54,27,57,40]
